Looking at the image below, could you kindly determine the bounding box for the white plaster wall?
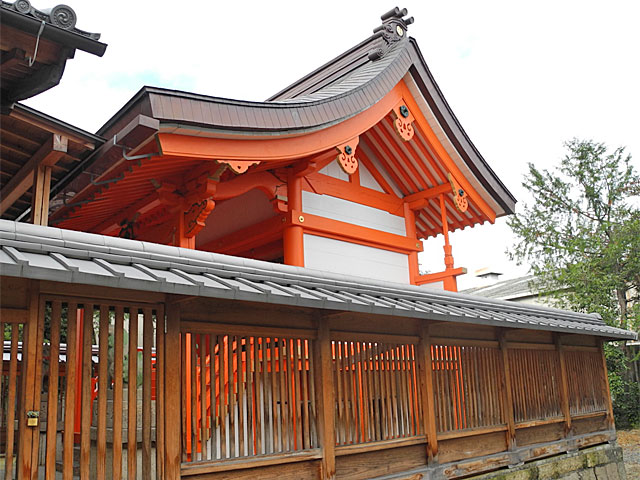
[302,191,406,236]
[419,281,444,290]
[319,160,349,181]
[304,234,410,284]
[359,163,385,193]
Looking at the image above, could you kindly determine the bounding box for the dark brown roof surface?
[90,9,515,215]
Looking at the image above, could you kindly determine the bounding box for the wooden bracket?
[118,213,140,239]
[392,103,415,141]
[184,198,215,238]
[217,160,261,175]
[335,137,360,175]
[448,173,468,213]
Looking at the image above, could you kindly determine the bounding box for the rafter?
[0,133,67,216]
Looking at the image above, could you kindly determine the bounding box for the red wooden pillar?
[439,194,457,292]
[284,171,305,267]
[404,203,420,284]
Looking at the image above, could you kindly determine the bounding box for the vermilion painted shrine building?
[0,4,636,480]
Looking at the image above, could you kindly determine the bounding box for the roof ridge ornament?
[368,7,414,61]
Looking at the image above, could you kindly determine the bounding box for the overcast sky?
[24,0,640,289]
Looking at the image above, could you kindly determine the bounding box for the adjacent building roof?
[463,274,542,301]
[1,1,107,105]
[0,103,105,220]
[0,220,635,340]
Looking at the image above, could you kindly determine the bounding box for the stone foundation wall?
[469,443,626,480]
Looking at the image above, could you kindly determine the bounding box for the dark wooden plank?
[80,304,93,479]
[97,305,109,479]
[128,308,139,479]
[62,303,78,480]
[315,320,336,479]
[156,306,165,478]
[142,308,153,477]
[210,335,218,460]
[418,325,438,462]
[44,301,61,479]
[164,302,182,479]
[199,334,208,460]
[5,323,20,480]
[228,335,235,457]
[112,306,124,480]
[499,332,516,450]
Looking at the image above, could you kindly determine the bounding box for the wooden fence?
[0,280,616,479]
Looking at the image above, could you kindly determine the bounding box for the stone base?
[469,443,626,480]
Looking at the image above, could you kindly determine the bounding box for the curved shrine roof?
[49,8,515,239]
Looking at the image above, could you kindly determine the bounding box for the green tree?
[507,139,640,426]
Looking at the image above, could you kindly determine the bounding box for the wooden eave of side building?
[0,103,104,221]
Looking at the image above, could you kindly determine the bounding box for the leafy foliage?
[508,139,640,331]
[508,139,640,427]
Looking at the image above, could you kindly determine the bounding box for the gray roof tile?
[0,220,635,341]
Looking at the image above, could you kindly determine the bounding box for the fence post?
[498,330,516,451]
[598,340,616,431]
[418,323,438,463]
[314,316,336,479]
[17,280,41,480]
[164,301,182,479]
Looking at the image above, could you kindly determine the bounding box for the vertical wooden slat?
[293,339,302,451]
[267,338,280,453]
[156,306,165,478]
[113,306,124,480]
[278,338,287,451]
[228,335,235,457]
[418,325,438,462]
[315,320,335,480]
[180,332,187,463]
[255,338,264,455]
[27,296,46,479]
[499,332,516,451]
[371,344,381,441]
[301,339,310,450]
[142,308,153,478]
[199,335,208,460]
[164,302,181,480]
[308,339,318,449]
[80,304,93,480]
[219,336,227,459]
[127,308,138,480]
[5,323,20,480]
[247,337,254,457]
[352,342,362,443]
[96,305,109,479]
[62,303,77,480]
[237,337,245,457]
[44,302,61,480]
[334,341,343,445]
[189,334,197,461]
[210,335,217,460]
